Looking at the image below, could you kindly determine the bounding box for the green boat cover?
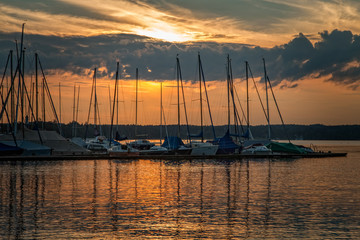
[266,142,307,154]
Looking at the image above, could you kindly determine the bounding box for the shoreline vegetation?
[2,123,359,141]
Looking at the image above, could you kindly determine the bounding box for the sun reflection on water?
[0,147,360,239]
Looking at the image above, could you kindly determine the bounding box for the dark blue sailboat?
[0,142,23,156]
[210,55,242,154]
[209,130,241,154]
[161,55,191,155]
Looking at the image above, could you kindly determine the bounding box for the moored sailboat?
[161,55,192,155]
[108,144,139,157]
[209,55,241,154]
[127,68,157,153]
[189,53,218,156]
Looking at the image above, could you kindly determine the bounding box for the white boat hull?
[190,142,219,156]
[108,145,139,157]
[241,144,272,155]
[140,146,168,155]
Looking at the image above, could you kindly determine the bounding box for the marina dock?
[0,151,347,161]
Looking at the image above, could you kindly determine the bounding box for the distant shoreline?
[2,123,359,140]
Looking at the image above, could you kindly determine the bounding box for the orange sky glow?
[1,0,360,125]
[2,0,360,47]
[26,73,359,126]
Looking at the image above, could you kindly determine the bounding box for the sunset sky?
[1,0,360,126]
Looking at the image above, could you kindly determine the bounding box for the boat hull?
[191,144,218,156]
[109,151,139,157]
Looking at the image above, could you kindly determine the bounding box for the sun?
[135,28,190,42]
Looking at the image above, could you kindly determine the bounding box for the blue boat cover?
[241,128,253,139]
[108,138,121,146]
[210,130,241,154]
[115,131,128,141]
[161,136,185,150]
[0,142,23,156]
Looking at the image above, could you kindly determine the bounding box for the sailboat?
[240,60,271,153]
[108,143,139,157]
[189,53,218,156]
[161,55,191,155]
[0,24,88,156]
[83,68,110,153]
[209,55,241,154]
[106,62,140,156]
[127,68,155,151]
[138,82,168,155]
[259,59,307,154]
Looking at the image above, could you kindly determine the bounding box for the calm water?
[1,141,360,239]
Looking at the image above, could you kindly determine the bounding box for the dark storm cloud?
[239,29,360,88]
[1,29,360,89]
[270,30,360,87]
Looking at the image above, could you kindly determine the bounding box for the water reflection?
[0,156,359,239]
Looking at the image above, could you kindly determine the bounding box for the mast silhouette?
[246,61,250,129]
[160,82,163,145]
[59,82,61,124]
[176,57,181,138]
[110,62,119,144]
[135,68,138,138]
[84,68,100,139]
[177,56,191,142]
[94,68,97,128]
[263,58,271,140]
[35,53,39,122]
[75,85,80,137]
[72,83,76,137]
[10,50,14,124]
[198,53,216,140]
[198,54,203,142]
[227,55,231,131]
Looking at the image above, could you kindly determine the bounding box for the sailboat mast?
[114,62,120,138]
[14,32,25,135]
[263,58,271,140]
[10,50,14,125]
[110,62,119,142]
[160,82,163,145]
[199,55,217,140]
[73,84,76,121]
[72,83,76,136]
[176,56,181,138]
[14,54,21,135]
[94,68,97,127]
[21,49,25,130]
[27,78,33,119]
[229,58,238,136]
[246,61,250,129]
[227,55,231,131]
[59,82,62,124]
[13,52,20,133]
[31,82,34,122]
[75,85,80,137]
[108,85,112,121]
[35,53,38,122]
[116,77,119,131]
[42,62,45,129]
[198,53,203,142]
[20,23,25,61]
[135,68,138,137]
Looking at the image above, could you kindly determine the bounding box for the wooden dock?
[0,152,347,161]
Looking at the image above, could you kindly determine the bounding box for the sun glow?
[136,28,191,42]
